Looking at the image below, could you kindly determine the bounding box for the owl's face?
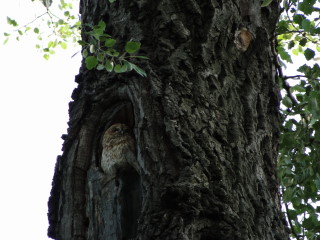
[103,123,132,148]
[107,123,130,136]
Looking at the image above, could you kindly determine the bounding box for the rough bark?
[48,0,289,239]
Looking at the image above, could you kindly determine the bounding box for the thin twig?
[272,35,310,125]
[275,30,303,36]
[282,75,306,80]
[283,75,320,81]
[16,12,47,31]
[283,188,301,240]
[271,40,299,105]
[283,80,299,105]
[47,9,60,20]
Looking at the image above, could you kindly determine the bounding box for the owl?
[101,123,137,181]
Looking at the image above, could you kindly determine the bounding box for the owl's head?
[107,123,130,135]
[102,123,131,148]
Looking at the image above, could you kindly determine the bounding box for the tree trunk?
[48,0,289,239]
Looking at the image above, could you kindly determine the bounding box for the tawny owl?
[101,123,137,182]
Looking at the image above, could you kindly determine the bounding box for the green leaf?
[282,95,293,108]
[261,0,272,7]
[109,0,116,2]
[77,40,86,46]
[125,41,141,54]
[3,38,9,45]
[113,64,128,73]
[293,14,305,25]
[97,53,105,61]
[120,64,128,72]
[85,56,98,70]
[58,19,64,25]
[301,19,311,31]
[82,49,88,58]
[130,62,147,77]
[309,92,319,114]
[302,215,317,230]
[97,64,105,70]
[34,28,40,34]
[48,41,54,48]
[277,20,289,34]
[278,46,293,63]
[105,38,116,47]
[311,27,320,35]
[304,48,315,60]
[7,17,18,27]
[105,60,114,72]
[288,40,295,49]
[299,38,307,47]
[64,11,70,17]
[291,85,306,93]
[89,44,95,53]
[299,0,315,15]
[292,48,300,56]
[311,64,320,78]
[123,61,133,71]
[59,41,67,49]
[114,64,123,73]
[283,0,289,10]
[105,49,119,57]
[315,179,320,190]
[93,20,107,35]
[43,54,50,60]
[287,209,299,219]
[96,20,106,32]
[41,0,52,8]
[126,55,149,60]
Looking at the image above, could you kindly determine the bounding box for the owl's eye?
[113,128,119,132]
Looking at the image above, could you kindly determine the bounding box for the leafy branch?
[276,0,320,239]
[4,0,81,60]
[4,0,148,76]
[80,21,148,77]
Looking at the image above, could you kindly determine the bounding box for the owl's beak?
[120,128,128,135]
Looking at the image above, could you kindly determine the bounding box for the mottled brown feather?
[101,123,137,181]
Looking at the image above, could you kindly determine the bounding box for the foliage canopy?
[276,0,320,239]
